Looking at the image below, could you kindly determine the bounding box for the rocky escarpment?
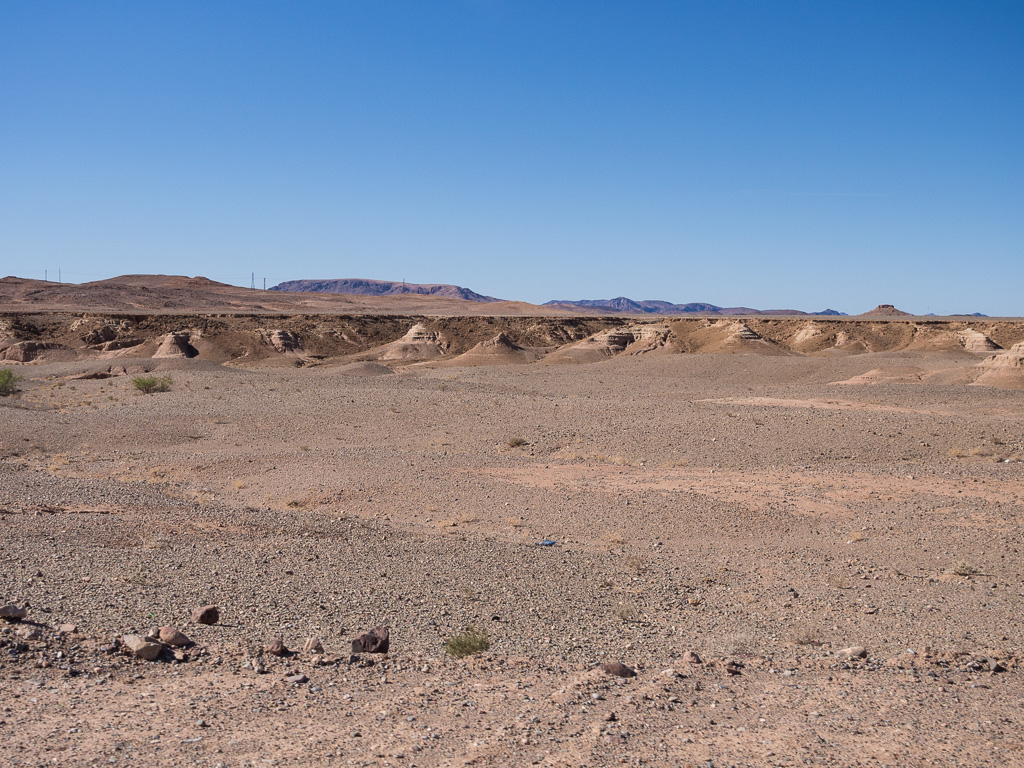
[2,313,1024,387]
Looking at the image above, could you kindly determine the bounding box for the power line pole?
[250,271,255,290]
[263,278,266,291]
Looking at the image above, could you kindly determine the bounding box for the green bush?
[131,375,173,394]
[445,626,490,659]
[0,368,20,396]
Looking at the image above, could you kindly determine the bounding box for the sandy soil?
[2,303,1024,767]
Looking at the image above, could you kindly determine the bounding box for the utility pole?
[263,278,266,291]
[250,271,255,290]
[58,268,61,283]
[45,270,47,282]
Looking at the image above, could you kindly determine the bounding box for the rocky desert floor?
[3,335,1024,767]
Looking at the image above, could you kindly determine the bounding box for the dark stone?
[351,626,389,654]
[191,605,220,625]
[599,662,636,678]
[264,637,288,657]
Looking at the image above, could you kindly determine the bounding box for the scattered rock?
[285,673,308,684]
[602,733,628,745]
[837,646,867,659]
[122,634,163,661]
[57,624,77,635]
[351,626,389,654]
[0,604,28,621]
[681,650,702,665]
[603,712,617,722]
[303,637,324,654]
[17,626,43,641]
[264,637,288,657]
[982,657,1006,674]
[599,662,636,678]
[191,605,219,625]
[158,626,192,647]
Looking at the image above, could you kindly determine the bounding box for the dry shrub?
[613,599,638,623]
[968,447,992,457]
[950,561,979,577]
[0,368,21,396]
[624,554,648,574]
[131,375,173,394]
[826,574,852,590]
[506,436,528,449]
[789,624,823,646]
[720,631,758,655]
[948,448,965,458]
[446,626,490,659]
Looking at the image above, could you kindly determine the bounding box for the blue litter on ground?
[536,539,557,546]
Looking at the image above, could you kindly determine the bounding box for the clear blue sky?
[2,1,1021,315]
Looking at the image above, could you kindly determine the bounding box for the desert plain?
[2,277,1024,768]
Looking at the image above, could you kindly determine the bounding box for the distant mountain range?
[270,279,847,315]
[271,278,499,303]
[543,297,845,316]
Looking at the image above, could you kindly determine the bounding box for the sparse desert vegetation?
[1,300,1023,767]
[0,367,20,396]
[445,626,490,658]
[130,374,173,394]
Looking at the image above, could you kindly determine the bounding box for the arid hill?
[545,297,845,316]
[0,275,545,316]
[860,304,911,317]
[3,309,1024,387]
[270,278,499,303]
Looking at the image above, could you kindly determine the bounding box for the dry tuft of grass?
[624,554,648,575]
[968,446,992,457]
[789,625,823,646]
[131,375,173,394]
[720,630,758,656]
[445,626,490,659]
[826,574,852,590]
[950,561,980,577]
[506,436,528,449]
[948,448,965,458]
[613,599,639,623]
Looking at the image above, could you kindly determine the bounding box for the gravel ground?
[2,349,1023,767]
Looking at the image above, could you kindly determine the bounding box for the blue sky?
[1,1,1021,314]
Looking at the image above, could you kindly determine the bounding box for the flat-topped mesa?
[861,304,911,317]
